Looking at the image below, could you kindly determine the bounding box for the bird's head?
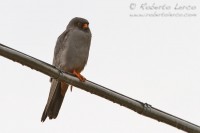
[67,17,90,31]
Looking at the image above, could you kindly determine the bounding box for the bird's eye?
[77,22,82,27]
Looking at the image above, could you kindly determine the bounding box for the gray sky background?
[0,0,199,133]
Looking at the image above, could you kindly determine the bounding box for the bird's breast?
[61,29,91,72]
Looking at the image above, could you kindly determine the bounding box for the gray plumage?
[41,17,92,122]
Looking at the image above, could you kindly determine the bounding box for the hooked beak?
[82,23,88,29]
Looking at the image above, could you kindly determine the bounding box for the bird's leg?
[72,70,86,82]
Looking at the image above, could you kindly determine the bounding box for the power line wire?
[0,43,199,133]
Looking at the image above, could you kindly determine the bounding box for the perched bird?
[41,17,92,122]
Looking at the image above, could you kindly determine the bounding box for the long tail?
[41,79,68,122]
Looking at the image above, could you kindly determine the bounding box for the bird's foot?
[72,70,86,82]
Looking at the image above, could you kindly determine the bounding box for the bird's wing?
[53,29,70,66]
[41,79,60,121]
[41,29,71,122]
[49,29,70,82]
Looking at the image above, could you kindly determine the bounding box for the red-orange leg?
[72,70,86,82]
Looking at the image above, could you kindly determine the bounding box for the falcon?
[41,17,92,122]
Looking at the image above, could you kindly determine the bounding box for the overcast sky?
[0,0,199,133]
